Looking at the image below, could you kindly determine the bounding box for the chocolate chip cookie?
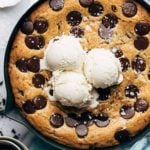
[9,0,150,149]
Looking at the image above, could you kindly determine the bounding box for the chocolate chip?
[88,2,104,17]
[135,21,150,36]
[27,56,40,73]
[16,58,28,72]
[70,26,84,38]
[67,11,82,26]
[35,35,45,49]
[0,131,4,136]
[49,0,64,11]
[120,105,135,119]
[75,124,88,138]
[134,36,149,50]
[134,99,149,112]
[49,89,54,96]
[0,81,3,86]
[33,96,47,110]
[94,113,110,127]
[2,98,6,106]
[53,38,59,42]
[32,74,45,88]
[132,55,146,72]
[65,113,79,127]
[25,35,45,49]
[111,5,117,12]
[80,111,94,126]
[25,35,36,49]
[102,13,118,28]
[11,129,16,134]
[98,24,113,39]
[34,17,48,33]
[122,2,137,17]
[113,49,123,58]
[115,130,131,143]
[97,88,111,100]
[21,19,34,35]
[22,100,36,114]
[119,57,130,72]
[13,135,20,139]
[125,84,139,99]
[79,0,93,7]
[50,113,64,128]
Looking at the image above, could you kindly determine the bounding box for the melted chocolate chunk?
[27,56,40,73]
[122,2,137,17]
[35,35,45,49]
[67,11,82,26]
[16,58,28,72]
[50,113,64,128]
[75,124,88,138]
[94,113,110,127]
[49,0,64,11]
[97,88,111,100]
[25,35,36,49]
[88,2,104,17]
[32,74,45,88]
[21,19,34,35]
[70,26,84,38]
[134,36,149,50]
[65,113,79,127]
[98,24,113,39]
[79,0,93,7]
[22,100,36,114]
[80,111,94,126]
[120,105,135,119]
[135,21,150,36]
[111,5,117,12]
[115,130,131,143]
[34,17,48,33]
[33,96,47,110]
[134,99,149,112]
[119,57,130,72]
[132,55,146,72]
[125,84,139,99]
[25,35,45,49]
[113,49,123,58]
[102,13,118,28]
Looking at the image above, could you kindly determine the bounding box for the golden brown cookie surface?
[9,0,150,149]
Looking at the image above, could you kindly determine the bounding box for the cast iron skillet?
[3,0,150,150]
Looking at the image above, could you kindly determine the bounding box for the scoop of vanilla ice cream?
[84,48,123,89]
[51,71,98,108]
[45,35,85,71]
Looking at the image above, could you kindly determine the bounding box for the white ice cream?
[50,71,98,108]
[42,35,85,72]
[42,35,123,108]
[84,48,123,89]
